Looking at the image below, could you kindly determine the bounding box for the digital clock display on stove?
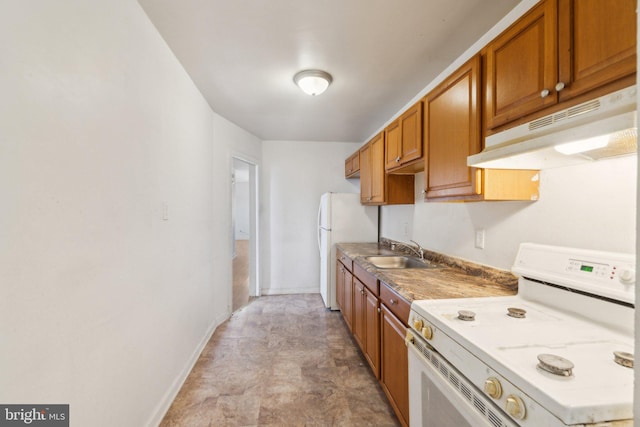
[580,265,594,272]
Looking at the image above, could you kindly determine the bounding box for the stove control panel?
[566,259,635,285]
[514,243,636,305]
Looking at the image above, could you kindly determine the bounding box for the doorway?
[231,157,259,311]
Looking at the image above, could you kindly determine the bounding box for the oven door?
[407,332,516,427]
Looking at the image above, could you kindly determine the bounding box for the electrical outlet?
[403,222,409,237]
[475,229,485,249]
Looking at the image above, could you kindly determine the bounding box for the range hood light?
[554,135,610,155]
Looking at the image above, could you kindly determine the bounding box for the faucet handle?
[409,240,424,259]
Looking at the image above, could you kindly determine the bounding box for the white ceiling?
[138,0,521,142]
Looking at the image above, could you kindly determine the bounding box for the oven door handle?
[405,330,415,346]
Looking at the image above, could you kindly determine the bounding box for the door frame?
[230,154,260,302]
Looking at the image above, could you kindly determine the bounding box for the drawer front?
[354,262,379,295]
[336,248,353,272]
[380,282,410,326]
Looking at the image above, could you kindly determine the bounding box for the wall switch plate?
[475,229,485,249]
[162,202,169,221]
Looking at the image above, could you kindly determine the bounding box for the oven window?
[421,370,479,427]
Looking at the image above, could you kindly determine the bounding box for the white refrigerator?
[317,192,379,310]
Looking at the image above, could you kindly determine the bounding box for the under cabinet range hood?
[468,86,638,169]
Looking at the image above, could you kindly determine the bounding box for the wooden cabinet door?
[369,133,386,204]
[336,260,345,311]
[364,290,380,379]
[351,151,360,173]
[425,55,482,200]
[385,119,402,171]
[557,0,636,102]
[353,279,366,350]
[343,269,354,331]
[381,304,409,427]
[345,152,360,178]
[359,144,372,204]
[485,0,557,129]
[400,101,422,164]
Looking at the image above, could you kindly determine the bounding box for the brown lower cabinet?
[379,283,410,427]
[337,251,409,427]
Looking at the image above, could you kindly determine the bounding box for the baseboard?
[260,286,319,295]
[145,310,230,427]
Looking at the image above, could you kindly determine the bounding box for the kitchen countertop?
[337,241,518,302]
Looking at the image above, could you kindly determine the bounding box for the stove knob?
[619,268,635,284]
[505,395,526,420]
[484,377,502,399]
[421,326,433,340]
[413,319,424,330]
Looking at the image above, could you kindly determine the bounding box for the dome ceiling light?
[293,70,333,96]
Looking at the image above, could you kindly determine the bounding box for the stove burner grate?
[614,351,634,368]
[457,310,476,321]
[537,354,574,376]
[507,307,526,318]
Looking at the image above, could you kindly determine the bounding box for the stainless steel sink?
[364,256,434,269]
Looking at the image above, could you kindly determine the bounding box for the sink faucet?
[410,240,425,260]
[392,239,424,260]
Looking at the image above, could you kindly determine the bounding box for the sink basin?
[364,256,433,269]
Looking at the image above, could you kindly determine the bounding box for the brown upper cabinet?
[360,132,414,206]
[384,101,424,173]
[485,0,636,131]
[360,133,385,204]
[425,56,482,199]
[424,55,539,201]
[345,150,360,178]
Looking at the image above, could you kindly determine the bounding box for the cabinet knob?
[389,299,397,305]
[555,82,565,92]
[421,189,426,195]
[540,88,550,98]
[395,156,401,162]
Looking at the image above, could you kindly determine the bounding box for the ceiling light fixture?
[293,70,332,96]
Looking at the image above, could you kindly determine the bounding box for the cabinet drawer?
[336,248,353,272]
[354,263,379,295]
[380,282,410,325]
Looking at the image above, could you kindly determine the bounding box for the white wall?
[262,140,361,294]
[0,1,261,426]
[381,155,637,270]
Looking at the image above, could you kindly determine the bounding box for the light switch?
[162,202,169,221]
[475,229,485,249]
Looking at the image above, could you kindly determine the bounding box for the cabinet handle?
[389,299,397,305]
[555,82,565,92]
[377,307,381,314]
[421,189,426,195]
[395,156,401,162]
[361,289,365,295]
[540,89,550,98]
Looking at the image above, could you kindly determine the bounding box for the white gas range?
[407,243,635,427]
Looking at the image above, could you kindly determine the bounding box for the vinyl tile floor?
[160,294,400,427]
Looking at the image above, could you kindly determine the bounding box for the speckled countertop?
[336,241,518,302]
